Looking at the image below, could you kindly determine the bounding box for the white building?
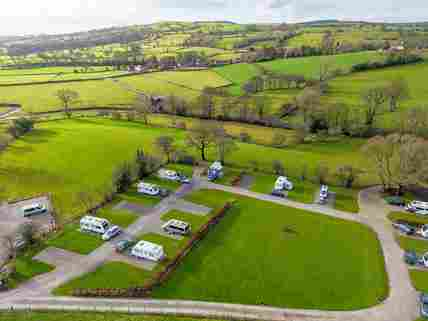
[131,240,165,262]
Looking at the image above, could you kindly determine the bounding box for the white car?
[22,203,47,217]
[102,225,122,241]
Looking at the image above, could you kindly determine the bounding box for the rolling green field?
[325,60,428,128]
[287,33,324,48]
[0,66,112,76]
[0,118,375,218]
[0,311,225,321]
[152,190,388,310]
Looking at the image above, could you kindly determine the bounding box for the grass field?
[388,212,428,225]
[0,118,375,218]
[53,262,152,295]
[287,33,324,48]
[152,190,388,310]
[325,60,428,128]
[0,311,223,321]
[410,270,428,292]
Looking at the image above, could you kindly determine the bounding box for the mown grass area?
[397,235,428,255]
[161,210,210,232]
[0,311,223,321]
[153,190,388,310]
[118,188,163,208]
[7,243,54,289]
[142,175,182,191]
[96,206,138,228]
[331,186,360,214]
[388,212,428,225]
[46,224,104,255]
[410,270,428,293]
[213,63,261,95]
[0,118,375,219]
[53,262,152,295]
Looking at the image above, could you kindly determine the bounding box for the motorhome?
[80,216,110,235]
[162,219,191,235]
[131,240,165,262]
[158,169,190,184]
[208,161,224,181]
[274,176,293,191]
[406,201,428,214]
[137,182,160,196]
[21,203,47,217]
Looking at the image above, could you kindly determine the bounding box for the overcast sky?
[1,0,427,36]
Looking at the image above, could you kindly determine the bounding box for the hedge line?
[73,201,234,298]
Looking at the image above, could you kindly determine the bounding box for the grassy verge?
[53,262,152,296]
[0,312,223,321]
[331,187,360,213]
[119,188,162,208]
[46,224,104,255]
[410,270,428,292]
[388,212,428,225]
[397,235,428,255]
[96,206,138,228]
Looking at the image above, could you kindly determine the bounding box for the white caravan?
[131,240,165,262]
[80,216,110,235]
[137,182,160,196]
[158,169,180,181]
[274,176,293,191]
[162,219,191,235]
[406,201,428,214]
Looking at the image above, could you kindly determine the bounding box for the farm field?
[325,60,428,128]
[0,66,112,76]
[0,312,221,321]
[0,118,375,219]
[152,189,388,310]
[287,32,324,47]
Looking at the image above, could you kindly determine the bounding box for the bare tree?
[214,126,238,164]
[384,77,410,112]
[155,136,176,164]
[254,96,271,121]
[55,89,79,118]
[361,86,387,127]
[296,88,321,123]
[186,121,217,161]
[134,94,152,125]
[336,165,364,188]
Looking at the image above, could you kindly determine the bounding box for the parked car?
[208,161,224,181]
[158,169,191,184]
[21,203,48,217]
[115,239,134,253]
[406,200,428,213]
[392,222,416,235]
[384,196,406,207]
[404,251,419,266]
[102,225,122,241]
[419,225,428,238]
[421,293,428,318]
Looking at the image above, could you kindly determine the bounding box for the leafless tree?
[55,89,79,118]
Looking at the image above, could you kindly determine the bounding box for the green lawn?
[331,186,360,214]
[388,212,428,225]
[0,312,222,321]
[153,190,388,310]
[96,206,138,228]
[142,175,182,190]
[7,243,54,289]
[410,270,428,292]
[53,262,152,295]
[397,235,428,255]
[46,224,104,255]
[119,188,163,208]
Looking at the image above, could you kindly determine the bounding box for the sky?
[0,0,427,36]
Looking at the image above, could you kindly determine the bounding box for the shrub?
[239,132,252,143]
[111,112,122,120]
[176,151,196,166]
[126,112,136,121]
[272,160,285,176]
[7,117,34,138]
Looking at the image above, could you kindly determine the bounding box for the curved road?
[0,182,420,321]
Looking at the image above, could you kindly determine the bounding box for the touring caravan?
[131,240,165,262]
[137,182,160,196]
[274,176,293,191]
[162,219,191,235]
[158,169,190,184]
[406,201,428,215]
[80,216,110,235]
[208,161,224,181]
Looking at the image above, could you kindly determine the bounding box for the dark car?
[392,222,416,235]
[115,239,134,253]
[404,251,420,266]
[385,196,406,207]
[421,293,428,318]
[159,188,170,198]
[178,174,191,184]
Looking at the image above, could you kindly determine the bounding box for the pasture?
[152,190,388,310]
[0,118,374,218]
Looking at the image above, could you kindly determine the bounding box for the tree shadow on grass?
[23,129,58,144]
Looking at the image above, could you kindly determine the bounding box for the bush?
[239,132,252,143]
[175,121,187,130]
[176,151,196,166]
[7,118,34,138]
[126,112,136,121]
